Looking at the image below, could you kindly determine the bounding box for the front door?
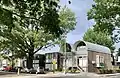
[77,56,87,72]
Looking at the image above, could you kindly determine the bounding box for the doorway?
[77,56,87,72]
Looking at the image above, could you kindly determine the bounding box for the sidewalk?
[2,72,81,78]
[98,73,120,77]
[2,72,120,78]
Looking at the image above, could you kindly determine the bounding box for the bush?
[104,69,108,74]
[99,69,104,74]
[116,69,120,73]
[99,69,113,74]
[54,68,63,72]
[107,69,113,74]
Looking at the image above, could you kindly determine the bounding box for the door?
[77,56,87,72]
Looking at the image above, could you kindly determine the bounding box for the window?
[46,54,52,63]
[96,55,104,67]
[53,53,57,59]
[96,55,99,64]
[79,56,82,58]
[100,56,104,63]
[48,54,52,59]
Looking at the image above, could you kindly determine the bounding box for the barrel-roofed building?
[71,40,112,72]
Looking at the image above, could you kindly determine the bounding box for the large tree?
[83,29,114,51]
[0,0,63,37]
[0,7,76,69]
[87,0,120,43]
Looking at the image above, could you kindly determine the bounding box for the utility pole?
[72,51,73,72]
[64,37,67,74]
[63,0,71,74]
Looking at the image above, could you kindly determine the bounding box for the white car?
[24,68,30,73]
[0,67,4,71]
[0,66,6,71]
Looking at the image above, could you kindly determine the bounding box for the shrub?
[99,69,104,74]
[99,69,113,74]
[107,69,113,74]
[116,69,120,73]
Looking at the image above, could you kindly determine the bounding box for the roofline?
[88,50,111,54]
[73,40,111,54]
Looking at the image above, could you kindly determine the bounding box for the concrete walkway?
[1,72,120,78]
[0,72,99,78]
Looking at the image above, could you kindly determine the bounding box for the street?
[1,72,120,78]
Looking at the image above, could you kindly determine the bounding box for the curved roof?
[73,41,111,54]
[36,45,60,54]
[36,43,72,54]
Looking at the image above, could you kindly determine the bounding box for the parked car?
[22,68,30,73]
[0,66,7,71]
[67,67,79,73]
[29,68,37,74]
[4,66,12,71]
[0,67,4,71]
[9,66,23,72]
[29,67,45,74]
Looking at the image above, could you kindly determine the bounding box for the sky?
[38,0,120,53]
[60,0,95,44]
[38,0,96,53]
[60,0,120,50]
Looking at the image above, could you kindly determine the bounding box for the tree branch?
[33,43,54,54]
[12,12,40,20]
[33,46,43,54]
[1,7,40,21]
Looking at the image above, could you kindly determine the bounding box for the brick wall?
[88,51,112,72]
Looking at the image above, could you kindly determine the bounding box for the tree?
[0,7,76,69]
[83,29,114,51]
[58,6,76,53]
[87,0,120,42]
[118,48,120,56]
[0,0,63,37]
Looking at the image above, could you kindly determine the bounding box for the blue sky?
[60,0,120,50]
[60,0,95,44]
[38,0,96,53]
[38,0,120,53]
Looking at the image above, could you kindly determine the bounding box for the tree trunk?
[27,53,34,69]
[111,54,115,65]
[11,59,14,68]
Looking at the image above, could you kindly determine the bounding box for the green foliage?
[118,48,120,56]
[59,7,76,34]
[60,41,72,52]
[0,1,76,69]
[0,0,62,37]
[99,69,113,74]
[0,6,76,58]
[88,0,120,43]
[83,29,114,51]
[58,7,76,53]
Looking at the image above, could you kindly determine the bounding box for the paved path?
[1,72,120,78]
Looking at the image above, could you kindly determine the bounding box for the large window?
[96,55,104,67]
[46,53,53,63]
[100,56,104,63]
[96,55,100,67]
